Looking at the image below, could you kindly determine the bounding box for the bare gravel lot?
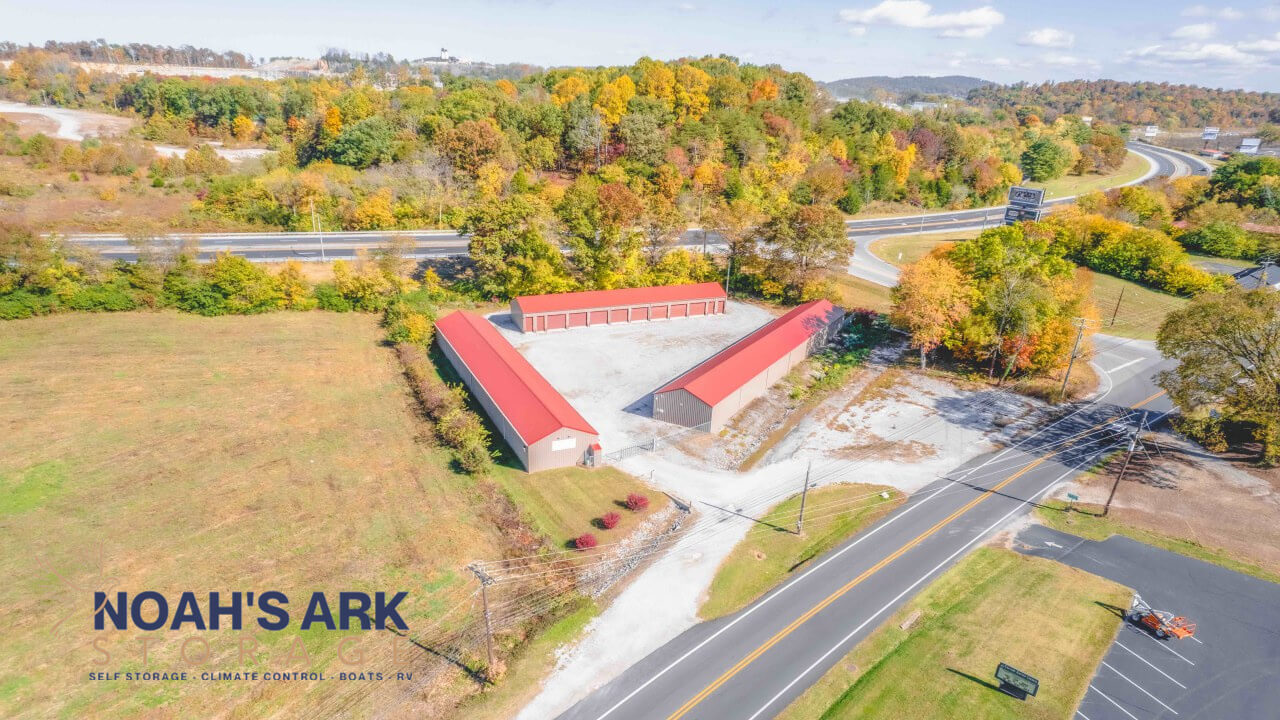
[489,300,779,451]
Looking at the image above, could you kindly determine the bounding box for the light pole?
[310,197,326,262]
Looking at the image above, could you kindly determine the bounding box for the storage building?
[511,282,727,333]
[434,311,599,472]
[653,300,845,431]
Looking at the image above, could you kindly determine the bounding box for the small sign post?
[995,662,1039,701]
[1066,492,1080,514]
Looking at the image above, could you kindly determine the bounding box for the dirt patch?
[834,432,937,463]
[1057,439,1280,575]
[0,111,59,136]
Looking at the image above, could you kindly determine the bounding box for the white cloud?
[1019,27,1075,48]
[1127,42,1264,67]
[839,0,1004,39]
[1182,4,1243,20]
[1040,53,1101,69]
[675,2,696,10]
[1239,32,1280,53]
[848,26,868,37]
[1170,23,1217,40]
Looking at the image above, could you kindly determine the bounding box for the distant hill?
[823,75,993,102]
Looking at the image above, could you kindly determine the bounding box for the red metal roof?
[513,282,727,315]
[656,300,840,407]
[435,311,598,444]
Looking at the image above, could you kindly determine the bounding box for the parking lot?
[1015,524,1280,720]
[488,301,778,451]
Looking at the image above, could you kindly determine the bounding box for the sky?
[2,0,1279,91]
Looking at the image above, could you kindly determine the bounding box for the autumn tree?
[1157,288,1280,465]
[762,203,852,297]
[891,253,974,368]
[462,196,573,298]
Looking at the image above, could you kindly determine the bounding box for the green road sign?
[995,662,1039,700]
[1066,493,1080,502]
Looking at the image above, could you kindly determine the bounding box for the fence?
[604,422,712,463]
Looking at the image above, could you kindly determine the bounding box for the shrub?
[574,533,598,550]
[312,283,353,312]
[599,512,621,530]
[625,493,649,512]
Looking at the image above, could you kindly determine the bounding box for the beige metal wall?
[651,387,713,428]
[527,428,599,473]
[436,332,530,470]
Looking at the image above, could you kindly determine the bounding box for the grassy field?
[1036,501,1280,585]
[829,272,894,314]
[779,548,1129,720]
[700,483,904,619]
[1086,270,1186,340]
[0,311,656,719]
[870,230,979,268]
[1027,151,1151,200]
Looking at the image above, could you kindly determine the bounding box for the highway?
[60,143,1208,264]
[555,335,1172,720]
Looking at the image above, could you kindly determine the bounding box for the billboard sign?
[1003,206,1044,225]
[1202,127,1220,141]
[1144,125,1159,138]
[996,662,1040,700]
[1239,138,1262,155]
[1007,186,1046,209]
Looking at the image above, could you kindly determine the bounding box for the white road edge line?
[587,359,1122,720]
[742,455,1105,720]
[1090,684,1142,720]
[1101,660,1179,715]
[1115,640,1187,689]
[1077,710,1093,720]
[1105,358,1143,374]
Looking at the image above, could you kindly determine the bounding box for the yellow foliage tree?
[594,75,636,126]
[351,189,396,230]
[674,65,712,123]
[231,115,256,141]
[495,78,518,99]
[276,260,316,310]
[475,161,508,197]
[894,143,918,186]
[637,62,676,109]
[749,77,779,103]
[551,76,590,107]
[322,106,343,137]
[827,137,848,163]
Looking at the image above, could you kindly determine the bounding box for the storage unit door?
[536,316,546,332]
[609,309,628,323]
[651,305,669,320]
[689,302,706,316]
[589,310,608,325]
[523,317,534,332]
[546,313,568,331]
[670,303,687,318]
[629,307,649,322]
[568,312,588,328]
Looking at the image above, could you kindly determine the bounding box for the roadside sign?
[1007,186,1046,208]
[995,662,1040,700]
[1202,127,1220,141]
[1066,492,1080,502]
[1003,206,1044,225]
[1144,125,1159,138]
[1239,138,1262,155]
[1081,116,1093,127]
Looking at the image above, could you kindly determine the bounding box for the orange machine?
[1128,595,1196,640]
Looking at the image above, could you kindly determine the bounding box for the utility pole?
[467,564,497,679]
[310,197,326,262]
[1260,260,1275,289]
[1109,286,1126,327]
[1104,411,1146,517]
[724,256,732,297]
[1059,317,1087,402]
[796,461,812,534]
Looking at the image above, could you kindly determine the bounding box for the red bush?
[574,533,598,550]
[600,512,621,529]
[625,493,650,512]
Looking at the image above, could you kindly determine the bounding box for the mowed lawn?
[0,312,653,719]
[780,548,1129,720]
[1027,150,1150,200]
[870,230,978,268]
[701,484,904,619]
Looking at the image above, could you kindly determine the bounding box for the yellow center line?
[666,390,1167,720]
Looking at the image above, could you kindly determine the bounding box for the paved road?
[554,338,1172,720]
[1015,525,1280,720]
[61,144,1206,265]
[845,143,1209,287]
